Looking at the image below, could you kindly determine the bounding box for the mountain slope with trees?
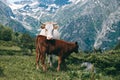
[0,24,35,55]
[0,1,27,33]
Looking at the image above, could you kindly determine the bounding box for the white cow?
[39,22,60,39]
[39,22,60,67]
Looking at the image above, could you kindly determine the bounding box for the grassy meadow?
[0,47,120,80]
[0,22,120,80]
[0,29,120,80]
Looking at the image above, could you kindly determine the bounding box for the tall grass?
[0,52,119,80]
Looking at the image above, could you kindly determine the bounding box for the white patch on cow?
[45,24,54,39]
[53,29,60,39]
[39,29,47,36]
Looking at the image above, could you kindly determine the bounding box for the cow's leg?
[57,56,62,71]
[41,53,47,71]
[47,54,53,67]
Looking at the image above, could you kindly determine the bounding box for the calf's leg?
[57,56,62,71]
[47,54,53,67]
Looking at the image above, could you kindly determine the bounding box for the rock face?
[1,0,120,51]
[52,0,120,51]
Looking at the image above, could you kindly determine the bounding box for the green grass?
[0,55,76,80]
[0,40,21,51]
[0,46,21,51]
[0,40,119,80]
[0,53,119,80]
[0,46,22,55]
[0,38,120,80]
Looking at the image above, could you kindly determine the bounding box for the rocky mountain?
[6,0,72,35]
[51,0,120,51]
[1,0,120,51]
[52,0,120,51]
[0,1,26,32]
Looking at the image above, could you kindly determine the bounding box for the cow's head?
[74,42,79,53]
[40,22,59,40]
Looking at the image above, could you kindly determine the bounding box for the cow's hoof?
[36,66,39,70]
[49,63,52,67]
[57,67,60,72]
[43,67,47,72]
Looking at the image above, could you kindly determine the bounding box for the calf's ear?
[75,41,78,45]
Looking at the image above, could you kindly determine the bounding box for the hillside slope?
[1,0,120,51]
[0,1,26,32]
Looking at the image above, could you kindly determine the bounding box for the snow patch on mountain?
[9,3,25,10]
[94,7,120,49]
[2,0,120,50]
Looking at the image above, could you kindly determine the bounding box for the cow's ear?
[75,42,78,45]
[41,24,45,29]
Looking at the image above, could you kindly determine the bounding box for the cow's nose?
[47,37,52,40]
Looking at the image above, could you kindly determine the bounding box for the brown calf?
[36,35,79,71]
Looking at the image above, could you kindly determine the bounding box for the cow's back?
[47,39,75,55]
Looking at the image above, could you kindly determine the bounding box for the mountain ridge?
[0,0,120,51]
[0,1,27,32]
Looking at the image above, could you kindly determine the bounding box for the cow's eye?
[45,29,48,31]
[52,29,54,32]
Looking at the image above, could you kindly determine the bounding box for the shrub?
[82,53,120,75]
[1,27,13,41]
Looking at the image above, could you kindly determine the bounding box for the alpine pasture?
[0,24,120,80]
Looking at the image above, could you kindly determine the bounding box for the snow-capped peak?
[69,0,85,4]
[9,3,25,10]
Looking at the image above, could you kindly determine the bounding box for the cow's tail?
[36,36,43,61]
[36,36,41,69]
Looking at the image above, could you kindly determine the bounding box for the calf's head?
[73,42,79,53]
